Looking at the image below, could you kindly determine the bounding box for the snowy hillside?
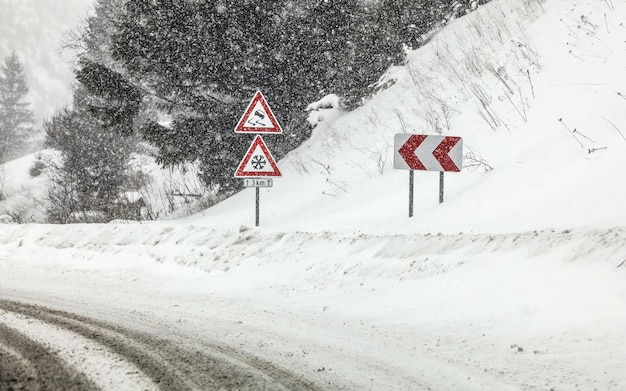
[194,0,626,234]
[1,0,626,390]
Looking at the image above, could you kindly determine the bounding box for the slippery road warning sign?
[234,135,282,177]
[234,91,283,134]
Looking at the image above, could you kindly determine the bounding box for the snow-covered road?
[1,224,625,390]
[0,298,321,390]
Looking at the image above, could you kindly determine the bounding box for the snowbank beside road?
[1,222,625,390]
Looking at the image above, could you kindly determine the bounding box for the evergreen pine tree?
[74,0,433,195]
[45,86,137,223]
[42,0,148,223]
[0,52,35,162]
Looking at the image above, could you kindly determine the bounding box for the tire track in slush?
[0,322,97,391]
[0,299,321,391]
[0,310,159,391]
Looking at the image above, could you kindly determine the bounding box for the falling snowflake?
[251,155,267,170]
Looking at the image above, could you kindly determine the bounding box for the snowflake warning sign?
[234,135,282,177]
[234,91,283,134]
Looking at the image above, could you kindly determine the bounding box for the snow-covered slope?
[1,0,625,390]
[193,0,626,234]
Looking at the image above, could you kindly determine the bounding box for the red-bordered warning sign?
[234,135,282,177]
[234,91,283,134]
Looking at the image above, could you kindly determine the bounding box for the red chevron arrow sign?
[393,134,463,172]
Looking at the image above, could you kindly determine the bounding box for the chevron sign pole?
[393,134,463,216]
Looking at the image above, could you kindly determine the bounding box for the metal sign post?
[242,179,273,227]
[439,171,444,204]
[255,187,260,226]
[409,171,414,218]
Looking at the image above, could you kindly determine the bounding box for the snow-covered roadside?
[1,223,625,390]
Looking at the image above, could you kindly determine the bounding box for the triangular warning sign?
[234,135,282,177]
[234,91,283,134]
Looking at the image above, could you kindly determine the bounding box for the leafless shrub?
[602,0,615,10]
[588,146,608,154]
[487,64,515,95]
[137,164,208,219]
[557,118,596,148]
[289,155,310,174]
[401,0,545,139]
[464,151,494,172]
[0,184,47,223]
[312,158,332,175]
[471,84,501,130]
[501,87,528,122]
[324,178,348,196]
[601,116,626,142]
[393,109,408,134]
[354,142,391,177]
[374,145,388,175]
[520,0,546,19]
[511,27,542,69]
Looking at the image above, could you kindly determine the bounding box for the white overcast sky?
[0,0,95,123]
